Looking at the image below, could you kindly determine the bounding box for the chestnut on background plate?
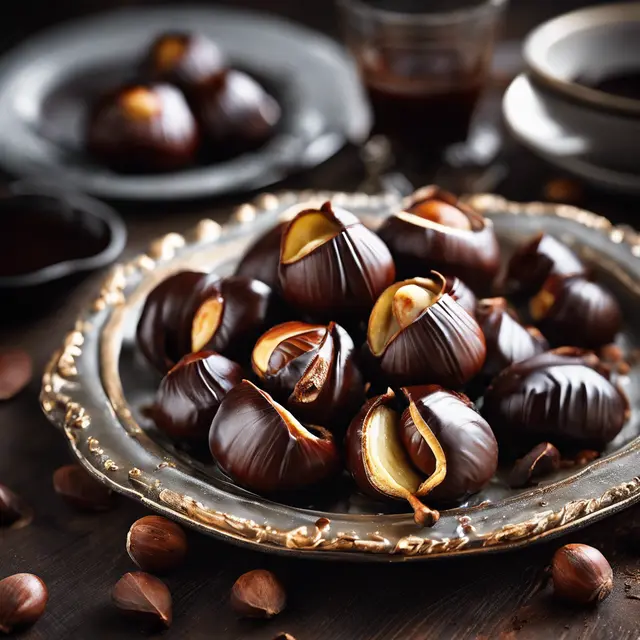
[41,190,640,561]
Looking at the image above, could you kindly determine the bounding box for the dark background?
[2,1,640,639]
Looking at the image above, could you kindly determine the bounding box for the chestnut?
[209,380,340,493]
[444,275,477,317]
[398,386,498,504]
[252,321,365,431]
[345,389,447,526]
[143,32,226,96]
[279,201,395,321]
[504,232,587,296]
[482,348,629,453]
[236,221,287,290]
[377,185,500,293]
[476,297,548,378]
[530,274,622,348]
[150,351,244,441]
[366,272,486,387]
[193,69,281,156]
[86,84,199,173]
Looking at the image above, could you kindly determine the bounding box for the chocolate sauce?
[576,70,640,102]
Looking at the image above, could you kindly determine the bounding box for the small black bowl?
[0,182,126,318]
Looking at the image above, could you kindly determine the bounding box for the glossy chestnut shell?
[209,380,340,493]
[366,272,486,387]
[504,232,587,296]
[86,84,199,173]
[476,297,548,378]
[530,274,622,348]
[235,221,287,290]
[279,202,396,321]
[193,70,281,156]
[482,348,629,453]
[151,351,244,441]
[444,275,477,317]
[252,321,365,431]
[377,186,500,293]
[143,32,226,95]
[398,386,498,504]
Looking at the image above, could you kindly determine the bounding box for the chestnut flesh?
[87,84,199,173]
[366,272,486,387]
[236,221,287,290]
[151,351,244,441]
[279,201,396,321]
[209,380,340,493]
[482,348,629,453]
[530,274,622,348]
[377,185,500,293]
[252,321,365,431]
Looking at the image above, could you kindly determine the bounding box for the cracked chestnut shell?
[346,389,447,526]
[143,32,226,96]
[476,297,548,378]
[504,232,587,296]
[377,186,500,293]
[209,380,340,493]
[398,386,498,504]
[151,351,244,441]
[530,274,621,348]
[86,84,199,173]
[444,275,477,317]
[482,348,629,453]
[366,272,486,387]
[236,221,287,290]
[252,321,364,431]
[279,201,396,321]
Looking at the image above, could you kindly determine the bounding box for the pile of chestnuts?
[87,32,280,173]
[136,186,630,527]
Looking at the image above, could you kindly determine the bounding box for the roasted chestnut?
[150,351,244,441]
[143,32,226,96]
[482,348,629,453]
[252,321,364,431]
[86,84,199,173]
[193,70,281,156]
[444,275,477,317]
[235,221,287,290]
[398,386,498,503]
[504,232,587,296]
[530,274,622,348]
[345,389,446,526]
[377,186,500,293]
[279,202,396,321]
[476,297,548,378]
[209,380,340,493]
[366,273,486,387]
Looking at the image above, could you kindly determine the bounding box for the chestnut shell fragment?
[236,221,287,290]
[86,84,199,173]
[482,349,629,452]
[279,201,396,321]
[377,186,500,293]
[209,380,340,493]
[151,351,244,441]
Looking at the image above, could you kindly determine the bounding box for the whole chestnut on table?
[376,185,500,294]
[252,320,364,431]
[476,297,548,379]
[279,201,396,322]
[86,84,199,173]
[482,348,629,454]
[366,272,486,388]
[236,221,287,290]
[530,274,622,348]
[209,380,340,493]
[150,351,244,441]
[504,232,587,297]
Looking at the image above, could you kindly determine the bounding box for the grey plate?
[41,190,640,561]
[0,7,370,201]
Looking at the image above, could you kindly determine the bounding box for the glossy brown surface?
[443,275,477,317]
[52,463,114,511]
[552,544,613,605]
[235,220,287,289]
[508,442,561,489]
[111,572,172,628]
[0,573,48,634]
[230,569,286,619]
[126,515,188,574]
[0,483,32,528]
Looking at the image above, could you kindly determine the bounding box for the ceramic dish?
[41,190,640,561]
[0,7,370,201]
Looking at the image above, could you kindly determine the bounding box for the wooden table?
[2,1,640,638]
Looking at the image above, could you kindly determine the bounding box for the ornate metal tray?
[40,191,640,561]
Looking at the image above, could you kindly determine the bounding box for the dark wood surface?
[2,1,640,639]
